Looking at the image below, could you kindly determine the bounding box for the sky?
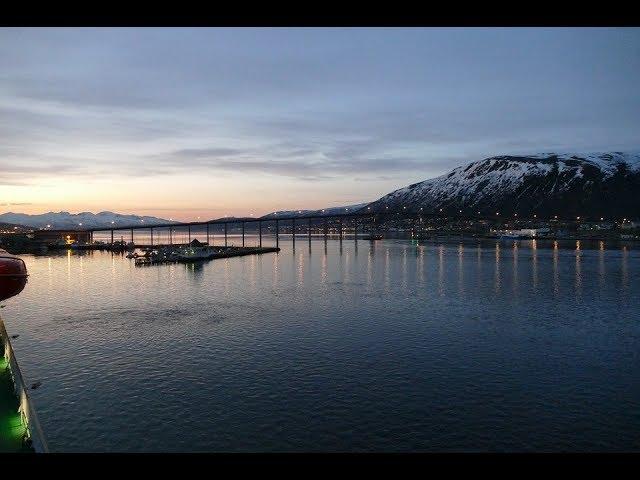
[1,27,639,221]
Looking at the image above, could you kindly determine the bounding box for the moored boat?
[176,246,217,261]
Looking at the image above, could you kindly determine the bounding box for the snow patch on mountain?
[261,203,369,218]
[365,152,640,218]
[0,211,176,229]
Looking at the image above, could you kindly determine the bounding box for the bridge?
[34,209,597,249]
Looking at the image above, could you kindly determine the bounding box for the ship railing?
[0,317,49,453]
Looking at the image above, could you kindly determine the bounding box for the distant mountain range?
[3,152,638,229]
[364,152,640,219]
[260,203,368,219]
[0,211,175,229]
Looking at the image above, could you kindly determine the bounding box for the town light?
[576,216,580,220]
[554,215,558,219]
[46,224,51,228]
[79,223,82,226]
[600,217,604,221]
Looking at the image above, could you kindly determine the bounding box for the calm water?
[2,238,639,452]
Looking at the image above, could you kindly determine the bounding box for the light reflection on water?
[2,237,639,452]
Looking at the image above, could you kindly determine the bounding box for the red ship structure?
[0,249,28,302]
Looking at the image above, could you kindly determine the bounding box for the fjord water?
[3,238,639,452]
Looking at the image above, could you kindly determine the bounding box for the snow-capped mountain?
[0,211,176,229]
[261,203,369,219]
[365,152,640,218]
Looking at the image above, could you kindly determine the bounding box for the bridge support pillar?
[308,218,311,244]
[224,223,228,247]
[275,219,279,247]
[150,228,153,246]
[324,218,328,242]
[169,227,173,245]
[259,221,262,247]
[206,224,210,245]
[188,225,191,243]
[111,230,114,245]
[354,218,358,243]
[242,222,245,247]
[292,218,296,247]
[131,228,134,244]
[339,218,343,242]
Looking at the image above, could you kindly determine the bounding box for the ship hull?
[0,250,28,301]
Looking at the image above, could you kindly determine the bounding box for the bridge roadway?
[47,208,575,234]
[40,209,588,248]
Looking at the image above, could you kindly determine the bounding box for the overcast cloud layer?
[1,28,639,218]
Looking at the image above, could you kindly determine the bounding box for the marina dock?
[132,245,280,266]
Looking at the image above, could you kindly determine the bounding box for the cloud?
[1,28,639,196]
[150,139,440,181]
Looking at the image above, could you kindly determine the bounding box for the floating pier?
[133,245,280,266]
